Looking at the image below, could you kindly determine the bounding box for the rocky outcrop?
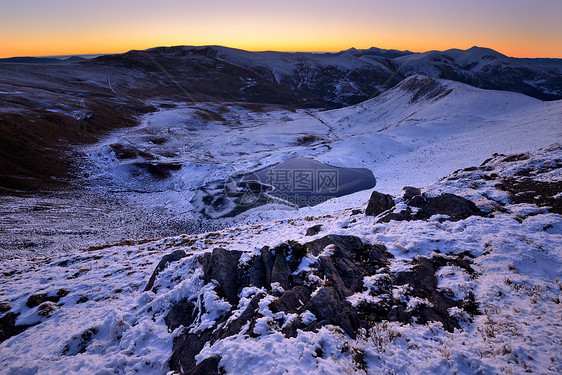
[149,234,478,373]
[366,186,482,222]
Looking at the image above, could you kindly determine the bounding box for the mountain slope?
[0,144,560,374]
[394,46,562,100]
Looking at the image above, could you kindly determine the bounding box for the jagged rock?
[165,299,197,331]
[402,186,421,200]
[304,287,362,338]
[202,248,243,303]
[306,234,364,257]
[271,252,292,290]
[165,236,476,373]
[261,246,276,286]
[187,356,222,375]
[220,293,263,339]
[317,256,362,298]
[395,257,437,297]
[170,331,213,372]
[145,250,188,292]
[273,241,308,269]
[270,286,312,314]
[305,224,323,236]
[245,255,267,289]
[368,244,392,266]
[365,191,395,217]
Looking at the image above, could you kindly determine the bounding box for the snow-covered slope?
[394,46,562,100]
[81,75,562,221]
[1,144,560,374]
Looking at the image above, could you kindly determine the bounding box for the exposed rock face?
[152,234,478,373]
[365,191,395,217]
[202,248,243,303]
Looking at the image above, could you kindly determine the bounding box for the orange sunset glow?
[1,0,561,58]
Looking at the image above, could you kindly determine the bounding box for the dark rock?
[270,286,312,314]
[368,244,392,266]
[410,193,481,221]
[403,186,421,201]
[261,246,276,286]
[165,299,197,331]
[377,208,413,223]
[0,301,10,313]
[306,234,364,257]
[365,191,395,217]
[170,331,213,372]
[0,312,34,343]
[305,224,323,236]
[203,248,243,304]
[61,327,99,355]
[304,287,361,338]
[37,302,58,317]
[378,193,481,222]
[395,257,437,296]
[387,305,409,323]
[272,241,308,268]
[187,356,222,375]
[350,209,362,216]
[271,252,292,290]
[317,256,363,298]
[220,293,263,339]
[145,250,188,292]
[246,255,267,289]
[26,292,60,308]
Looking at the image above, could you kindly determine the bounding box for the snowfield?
[1,142,560,374]
[83,75,562,222]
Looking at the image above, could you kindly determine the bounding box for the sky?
[1,0,561,58]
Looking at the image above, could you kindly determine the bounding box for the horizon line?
[2,44,562,60]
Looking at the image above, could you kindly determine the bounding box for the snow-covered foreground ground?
[1,144,560,374]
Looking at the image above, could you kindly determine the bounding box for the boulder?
[409,193,481,221]
[365,191,395,217]
[378,193,481,222]
[26,292,61,308]
[305,224,323,236]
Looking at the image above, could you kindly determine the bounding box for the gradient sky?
[1,0,561,58]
